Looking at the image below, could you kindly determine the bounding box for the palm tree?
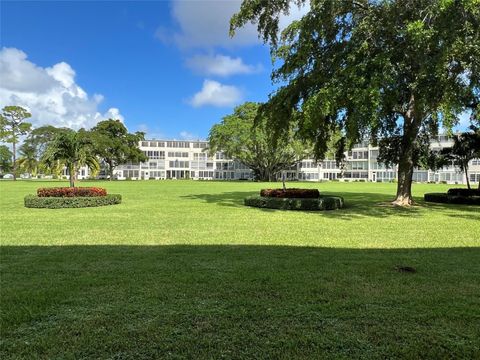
[42,129,99,187]
[17,143,39,177]
[39,158,64,179]
[441,128,480,190]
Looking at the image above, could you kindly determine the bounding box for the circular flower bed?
[25,187,122,208]
[424,188,480,205]
[37,187,107,197]
[245,188,344,211]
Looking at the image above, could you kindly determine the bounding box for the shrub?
[424,192,480,205]
[37,187,107,197]
[447,188,480,197]
[245,195,344,211]
[260,188,320,198]
[424,193,449,203]
[25,194,122,208]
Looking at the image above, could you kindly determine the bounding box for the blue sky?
[1,1,304,139]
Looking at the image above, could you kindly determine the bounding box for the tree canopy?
[91,119,147,180]
[42,129,99,187]
[231,0,480,204]
[208,102,309,181]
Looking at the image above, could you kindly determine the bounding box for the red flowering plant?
[37,187,107,197]
[260,188,319,198]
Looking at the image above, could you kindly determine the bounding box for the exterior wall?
[99,136,480,185]
[114,140,254,181]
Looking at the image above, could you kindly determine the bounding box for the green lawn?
[1,180,479,359]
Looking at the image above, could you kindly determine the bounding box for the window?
[194,153,207,160]
[166,141,190,148]
[169,161,189,168]
[123,170,139,178]
[167,152,188,158]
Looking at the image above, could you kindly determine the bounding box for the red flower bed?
[37,187,107,197]
[260,188,320,198]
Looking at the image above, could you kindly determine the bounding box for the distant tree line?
[0,105,146,187]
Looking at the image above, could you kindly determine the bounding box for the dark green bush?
[424,193,480,205]
[447,188,480,197]
[25,194,122,209]
[244,195,344,211]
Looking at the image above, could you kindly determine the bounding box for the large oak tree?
[91,119,147,180]
[231,0,480,205]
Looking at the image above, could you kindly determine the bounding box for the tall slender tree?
[230,0,480,205]
[0,106,32,180]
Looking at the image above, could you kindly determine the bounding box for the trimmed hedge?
[25,194,122,208]
[260,188,320,198]
[424,192,480,205]
[447,188,480,197]
[245,195,344,211]
[37,187,107,197]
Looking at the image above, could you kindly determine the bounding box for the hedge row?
[37,187,107,197]
[446,188,480,197]
[25,194,122,208]
[260,188,320,198]
[424,193,480,205]
[245,195,344,211]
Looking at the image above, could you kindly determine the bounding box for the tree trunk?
[268,172,274,182]
[12,139,16,181]
[69,165,75,187]
[465,165,470,190]
[392,95,421,206]
[394,154,415,206]
[109,160,114,181]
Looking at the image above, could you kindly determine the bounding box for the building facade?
[76,136,480,185]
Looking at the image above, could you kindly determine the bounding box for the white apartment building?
[76,137,479,185]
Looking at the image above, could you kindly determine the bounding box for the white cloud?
[186,53,261,77]
[161,0,259,49]
[158,0,310,49]
[135,123,165,139]
[189,79,242,107]
[179,131,197,140]
[0,47,124,130]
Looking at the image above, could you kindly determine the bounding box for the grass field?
[1,180,479,359]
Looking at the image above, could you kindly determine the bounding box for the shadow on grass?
[1,245,479,359]
[182,190,480,220]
